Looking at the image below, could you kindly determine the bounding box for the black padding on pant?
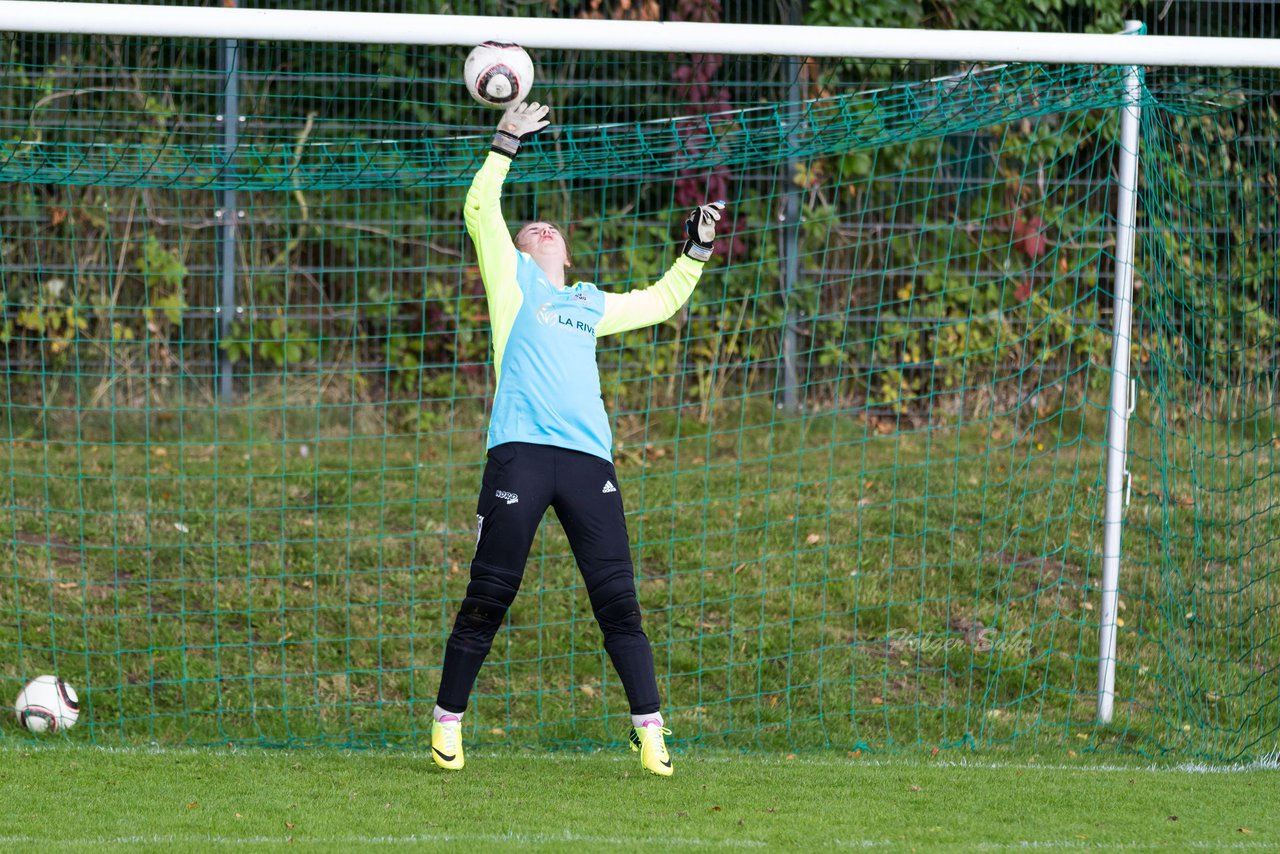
[456,560,523,641]
[586,563,659,715]
[437,560,527,713]
[587,562,644,634]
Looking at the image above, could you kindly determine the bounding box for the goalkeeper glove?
[683,201,726,262]
[491,101,550,158]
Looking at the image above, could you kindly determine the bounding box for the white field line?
[2,835,1277,850]
[1,742,1277,775]
[966,843,1278,851]
[0,833,768,848]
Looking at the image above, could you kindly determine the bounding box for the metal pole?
[1097,20,1144,724]
[778,4,802,413]
[217,35,239,401]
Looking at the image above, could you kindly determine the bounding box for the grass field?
[2,744,1279,851]
[3,390,1278,760]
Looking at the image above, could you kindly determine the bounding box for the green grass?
[3,745,1279,852]
[2,389,1279,760]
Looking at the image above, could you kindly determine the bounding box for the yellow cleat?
[629,724,674,777]
[431,718,464,771]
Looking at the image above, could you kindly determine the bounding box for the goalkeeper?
[430,102,725,778]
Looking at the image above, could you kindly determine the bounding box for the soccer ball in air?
[14,675,80,734]
[464,42,535,108]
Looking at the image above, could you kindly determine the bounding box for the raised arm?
[463,102,550,349]
[597,202,726,337]
[596,257,703,337]
[464,152,518,312]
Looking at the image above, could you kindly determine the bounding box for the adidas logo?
[495,489,519,505]
[602,480,617,494]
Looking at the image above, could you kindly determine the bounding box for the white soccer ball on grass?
[14,674,80,733]
[464,41,535,108]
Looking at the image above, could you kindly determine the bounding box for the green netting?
[0,54,1129,188]
[0,31,1277,761]
[1125,72,1280,761]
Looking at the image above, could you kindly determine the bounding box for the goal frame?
[5,1,1278,731]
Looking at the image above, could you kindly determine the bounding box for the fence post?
[1097,20,1145,724]
[777,7,802,413]
[216,35,239,401]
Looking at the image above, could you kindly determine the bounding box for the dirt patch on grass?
[13,531,83,567]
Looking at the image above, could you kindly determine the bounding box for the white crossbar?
[2,2,1280,67]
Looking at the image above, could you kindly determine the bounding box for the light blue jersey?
[464,152,705,461]
[488,254,613,459]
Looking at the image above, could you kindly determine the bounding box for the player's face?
[516,222,570,269]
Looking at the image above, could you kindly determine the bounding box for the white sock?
[631,712,663,729]
[434,705,462,723]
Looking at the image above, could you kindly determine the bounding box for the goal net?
[1,16,1277,760]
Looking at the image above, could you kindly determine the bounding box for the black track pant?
[436,442,660,715]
